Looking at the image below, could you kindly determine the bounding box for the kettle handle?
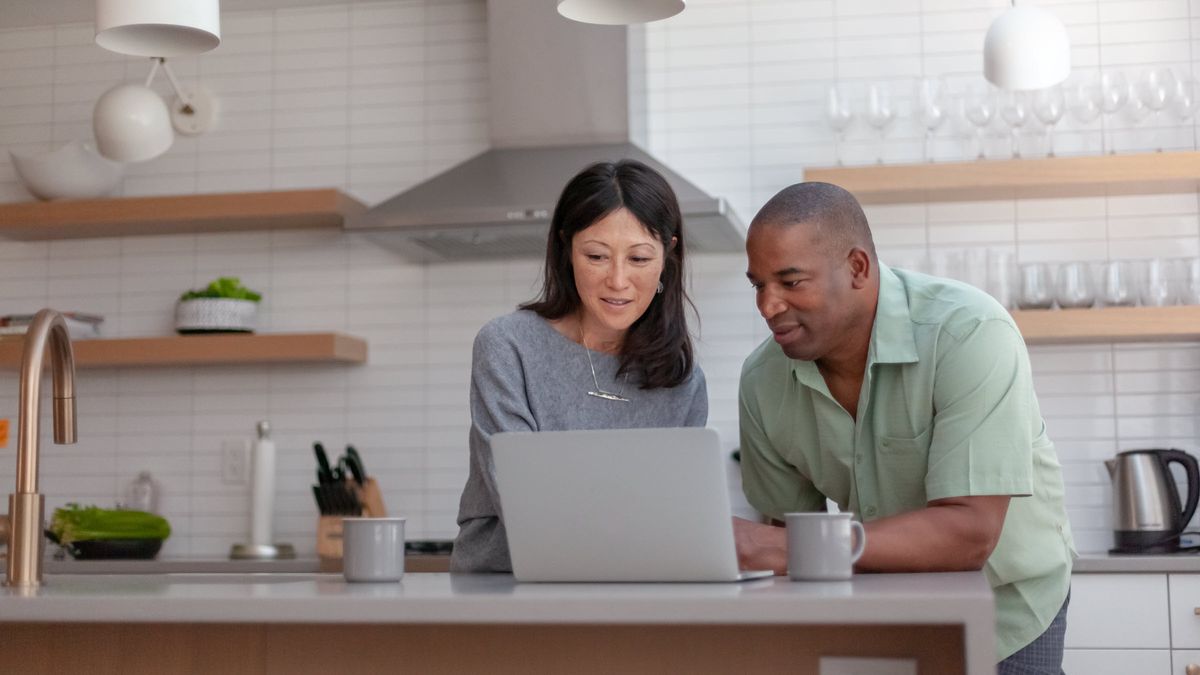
[1161,449,1200,535]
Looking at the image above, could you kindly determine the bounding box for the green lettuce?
[49,504,171,544]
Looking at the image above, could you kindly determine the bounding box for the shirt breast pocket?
[878,426,932,463]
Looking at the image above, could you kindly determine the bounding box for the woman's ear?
[668,236,678,252]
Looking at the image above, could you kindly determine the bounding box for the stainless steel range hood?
[347,0,744,262]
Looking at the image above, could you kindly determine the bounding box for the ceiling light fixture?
[556,0,684,25]
[93,58,218,162]
[95,0,221,57]
[983,3,1071,91]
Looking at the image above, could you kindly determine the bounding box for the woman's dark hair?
[520,159,695,390]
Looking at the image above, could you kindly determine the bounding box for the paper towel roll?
[250,421,275,547]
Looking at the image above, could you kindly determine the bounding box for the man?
[733,182,1075,674]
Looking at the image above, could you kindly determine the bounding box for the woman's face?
[569,207,668,343]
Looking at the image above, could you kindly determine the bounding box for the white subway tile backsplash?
[0,0,1194,552]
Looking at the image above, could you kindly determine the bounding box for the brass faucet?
[4,309,77,587]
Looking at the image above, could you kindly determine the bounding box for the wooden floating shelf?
[1013,306,1200,345]
[0,332,368,368]
[804,151,1200,204]
[0,189,366,240]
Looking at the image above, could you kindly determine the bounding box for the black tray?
[45,530,164,560]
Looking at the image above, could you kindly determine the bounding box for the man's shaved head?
[749,182,876,261]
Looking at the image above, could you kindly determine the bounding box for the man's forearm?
[856,496,1010,573]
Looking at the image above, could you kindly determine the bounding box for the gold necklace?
[580,319,629,402]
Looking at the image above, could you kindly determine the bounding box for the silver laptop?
[491,427,774,582]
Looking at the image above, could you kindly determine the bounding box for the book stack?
[0,312,103,340]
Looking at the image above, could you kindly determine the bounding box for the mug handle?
[849,521,866,564]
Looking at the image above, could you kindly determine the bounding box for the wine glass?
[1174,75,1200,124]
[864,82,895,164]
[1067,75,1103,153]
[1133,68,1176,152]
[1000,91,1030,159]
[915,77,947,162]
[963,81,995,160]
[1099,71,1128,154]
[826,84,855,166]
[1033,86,1066,157]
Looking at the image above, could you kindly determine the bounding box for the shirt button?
[865,506,877,517]
[881,440,890,449]
[855,455,863,464]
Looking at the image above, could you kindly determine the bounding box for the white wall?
[0,0,1197,557]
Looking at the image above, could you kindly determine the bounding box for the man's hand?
[732,516,787,574]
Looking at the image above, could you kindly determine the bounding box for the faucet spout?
[6,309,77,588]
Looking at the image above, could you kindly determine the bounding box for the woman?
[450,159,708,573]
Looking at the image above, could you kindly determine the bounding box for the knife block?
[317,477,388,573]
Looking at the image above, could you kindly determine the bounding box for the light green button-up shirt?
[739,263,1075,660]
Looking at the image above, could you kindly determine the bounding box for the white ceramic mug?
[342,517,407,583]
[784,512,866,581]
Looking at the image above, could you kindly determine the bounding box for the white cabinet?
[1063,649,1170,675]
[1066,572,1200,674]
[1173,650,1200,675]
[1065,574,1170,649]
[1172,576,1200,648]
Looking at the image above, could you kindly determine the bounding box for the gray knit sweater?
[449,309,708,573]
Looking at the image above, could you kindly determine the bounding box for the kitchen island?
[6,572,994,674]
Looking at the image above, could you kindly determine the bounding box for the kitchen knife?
[346,445,367,478]
[313,442,334,485]
[342,450,365,486]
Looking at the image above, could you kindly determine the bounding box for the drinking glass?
[1018,262,1054,310]
[1133,68,1177,152]
[1141,258,1179,307]
[1101,260,1137,307]
[986,250,1017,310]
[1033,86,1066,157]
[1000,91,1030,159]
[915,77,947,162]
[1054,262,1096,309]
[826,84,855,166]
[1099,71,1128,154]
[963,82,995,160]
[1067,75,1103,153]
[864,82,896,164]
[1181,258,1200,305]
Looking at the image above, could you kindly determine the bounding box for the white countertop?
[5,571,993,628]
[1074,553,1200,573]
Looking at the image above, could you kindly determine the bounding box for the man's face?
[745,223,855,362]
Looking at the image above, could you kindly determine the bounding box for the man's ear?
[847,248,872,289]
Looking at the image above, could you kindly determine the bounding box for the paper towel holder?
[231,421,296,560]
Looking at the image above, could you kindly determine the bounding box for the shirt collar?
[869,262,919,365]
[789,261,919,390]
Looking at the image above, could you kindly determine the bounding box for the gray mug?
[784,512,866,581]
[342,517,407,583]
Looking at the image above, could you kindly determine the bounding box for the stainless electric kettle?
[1105,448,1200,553]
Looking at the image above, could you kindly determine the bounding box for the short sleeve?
[924,318,1036,501]
[738,375,825,519]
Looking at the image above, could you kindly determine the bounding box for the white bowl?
[9,140,124,201]
[175,298,258,334]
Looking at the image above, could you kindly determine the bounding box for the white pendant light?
[557,0,684,25]
[93,84,173,162]
[93,58,219,162]
[983,4,1071,91]
[95,0,221,57]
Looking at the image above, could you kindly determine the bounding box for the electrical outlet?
[818,657,916,675]
[221,439,251,485]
